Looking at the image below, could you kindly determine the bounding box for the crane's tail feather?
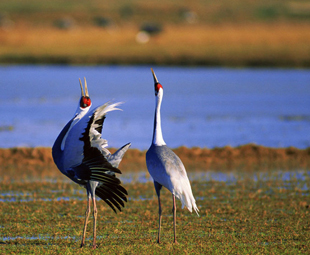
[107,142,131,168]
[178,193,199,216]
[174,179,199,216]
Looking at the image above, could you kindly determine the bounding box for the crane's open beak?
[151,68,159,84]
[79,77,89,97]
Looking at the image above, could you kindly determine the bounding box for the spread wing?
[65,102,128,212]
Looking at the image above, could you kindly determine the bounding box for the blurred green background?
[0,0,310,66]
[1,0,310,25]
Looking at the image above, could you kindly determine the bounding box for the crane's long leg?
[81,196,91,248]
[154,181,163,244]
[92,197,98,249]
[157,196,162,244]
[172,194,178,244]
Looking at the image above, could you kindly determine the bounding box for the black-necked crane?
[52,78,130,248]
[146,69,199,244]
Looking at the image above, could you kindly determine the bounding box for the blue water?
[1,170,309,203]
[1,65,310,149]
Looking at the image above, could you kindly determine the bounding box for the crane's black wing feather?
[72,109,128,212]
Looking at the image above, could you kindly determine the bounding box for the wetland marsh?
[1,1,310,253]
[1,167,309,254]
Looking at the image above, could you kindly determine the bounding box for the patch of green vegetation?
[255,6,280,20]
[0,170,309,254]
[0,0,309,24]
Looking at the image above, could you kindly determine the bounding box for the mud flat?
[1,145,309,181]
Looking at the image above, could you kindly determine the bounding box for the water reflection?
[1,170,309,203]
[188,170,310,183]
[0,234,115,242]
[1,235,83,242]
[121,171,152,184]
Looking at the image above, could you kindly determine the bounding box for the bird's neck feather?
[152,91,166,146]
[60,107,90,151]
[52,118,74,170]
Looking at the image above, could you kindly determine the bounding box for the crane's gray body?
[146,143,198,213]
[146,144,187,194]
[145,69,198,215]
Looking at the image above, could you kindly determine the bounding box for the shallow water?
[1,170,309,203]
[1,65,310,149]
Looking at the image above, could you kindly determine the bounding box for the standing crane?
[52,78,130,248]
[146,69,199,244]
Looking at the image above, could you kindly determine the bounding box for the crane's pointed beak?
[78,77,92,109]
[84,77,89,97]
[151,68,159,84]
[79,77,89,97]
[79,78,85,97]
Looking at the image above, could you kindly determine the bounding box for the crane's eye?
[155,83,163,95]
[80,97,91,108]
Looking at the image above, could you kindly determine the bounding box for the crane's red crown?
[80,96,91,108]
[79,77,91,108]
[155,83,163,95]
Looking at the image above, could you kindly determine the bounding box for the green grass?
[0,170,309,254]
[1,0,310,24]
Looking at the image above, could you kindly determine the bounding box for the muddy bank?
[1,145,310,180]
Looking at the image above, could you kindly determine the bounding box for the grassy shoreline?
[1,145,310,182]
[1,23,310,67]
